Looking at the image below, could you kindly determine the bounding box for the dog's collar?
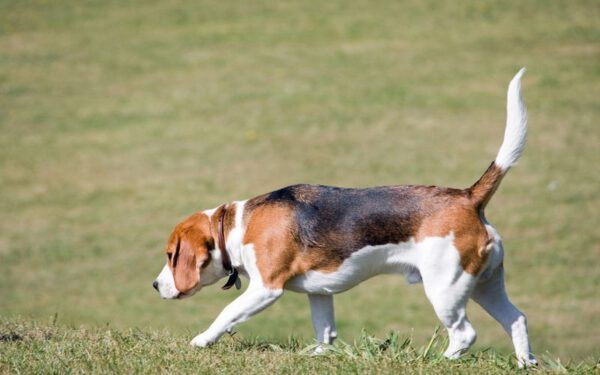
[218,204,241,290]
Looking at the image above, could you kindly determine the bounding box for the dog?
[153,69,537,367]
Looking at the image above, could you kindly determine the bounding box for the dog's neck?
[217,204,239,290]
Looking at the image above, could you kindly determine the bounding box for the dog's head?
[152,212,225,299]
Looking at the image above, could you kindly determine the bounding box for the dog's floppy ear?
[172,237,203,293]
[172,214,212,294]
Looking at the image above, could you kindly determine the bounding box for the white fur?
[495,68,527,171]
[308,294,337,353]
[286,238,423,294]
[202,206,219,219]
[155,264,179,299]
[190,244,283,347]
[472,266,537,368]
[418,238,479,359]
[226,200,247,270]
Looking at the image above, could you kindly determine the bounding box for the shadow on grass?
[0,333,22,342]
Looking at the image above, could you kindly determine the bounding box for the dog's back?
[246,183,488,271]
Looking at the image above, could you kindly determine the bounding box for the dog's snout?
[152,280,159,291]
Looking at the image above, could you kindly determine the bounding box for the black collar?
[217,205,240,290]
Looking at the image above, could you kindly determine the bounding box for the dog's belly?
[284,241,423,294]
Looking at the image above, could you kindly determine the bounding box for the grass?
[1,0,599,372]
[1,317,597,374]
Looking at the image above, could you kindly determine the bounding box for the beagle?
[153,69,537,367]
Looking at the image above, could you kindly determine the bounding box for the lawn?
[1,0,599,372]
[1,317,597,374]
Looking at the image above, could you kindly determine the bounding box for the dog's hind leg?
[472,266,537,368]
[308,294,337,353]
[421,268,478,359]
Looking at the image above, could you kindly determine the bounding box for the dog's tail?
[469,68,527,209]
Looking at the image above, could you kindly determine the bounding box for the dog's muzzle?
[153,264,181,299]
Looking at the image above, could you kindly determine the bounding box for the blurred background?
[1,0,598,362]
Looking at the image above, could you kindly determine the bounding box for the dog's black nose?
[152,280,159,291]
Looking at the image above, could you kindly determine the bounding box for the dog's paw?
[312,344,327,355]
[517,354,538,368]
[190,333,215,348]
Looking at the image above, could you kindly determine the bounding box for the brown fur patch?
[243,204,297,288]
[165,213,212,294]
[243,204,345,289]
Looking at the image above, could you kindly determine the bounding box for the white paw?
[517,354,538,369]
[311,344,333,355]
[312,345,325,355]
[190,333,215,348]
[443,347,468,360]
[443,350,463,360]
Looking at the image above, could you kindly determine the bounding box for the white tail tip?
[495,68,527,170]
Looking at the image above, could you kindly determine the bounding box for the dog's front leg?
[190,285,283,347]
[308,294,337,353]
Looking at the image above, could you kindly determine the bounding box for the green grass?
[1,0,599,372]
[1,317,597,374]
